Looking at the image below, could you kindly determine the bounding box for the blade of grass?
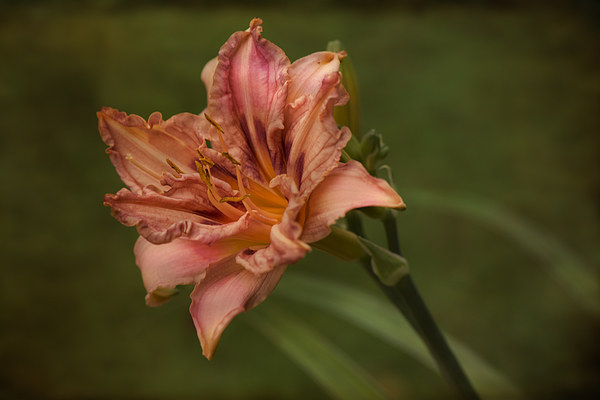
[277,273,523,399]
[408,189,600,316]
[247,304,389,400]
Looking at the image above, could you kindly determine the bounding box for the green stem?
[348,211,480,400]
[346,212,419,332]
[383,210,401,255]
[395,275,480,399]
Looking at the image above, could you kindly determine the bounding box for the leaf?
[247,304,389,400]
[357,236,410,286]
[277,273,523,399]
[408,189,600,317]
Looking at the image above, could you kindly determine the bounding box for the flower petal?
[104,174,269,244]
[189,258,286,359]
[208,18,290,182]
[134,236,245,306]
[284,51,351,197]
[287,51,346,106]
[98,107,204,192]
[201,57,218,96]
[302,160,406,243]
[237,202,310,274]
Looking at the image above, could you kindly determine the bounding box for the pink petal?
[284,51,351,197]
[201,57,218,96]
[104,176,271,244]
[207,18,290,182]
[134,237,246,306]
[236,184,310,274]
[189,258,286,359]
[98,107,204,192]
[287,51,347,105]
[301,160,406,243]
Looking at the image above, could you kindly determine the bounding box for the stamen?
[206,189,244,220]
[204,113,225,133]
[219,194,251,203]
[125,154,161,180]
[196,149,215,166]
[165,158,183,175]
[221,152,241,166]
[196,119,286,226]
[250,209,280,224]
[204,113,229,151]
[194,159,244,220]
[195,161,213,188]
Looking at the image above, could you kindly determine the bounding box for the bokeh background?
[1,0,599,399]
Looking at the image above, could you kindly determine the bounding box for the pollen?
[219,194,251,203]
[204,113,225,133]
[221,152,241,166]
[195,161,214,188]
[166,158,184,175]
[196,149,215,166]
[204,113,229,151]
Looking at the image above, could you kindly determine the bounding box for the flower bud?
[360,129,390,174]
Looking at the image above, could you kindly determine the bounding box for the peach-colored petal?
[287,51,346,105]
[302,160,406,243]
[208,18,290,182]
[236,186,310,274]
[104,184,257,245]
[284,52,351,197]
[189,258,286,359]
[98,107,204,192]
[135,237,246,306]
[201,57,218,96]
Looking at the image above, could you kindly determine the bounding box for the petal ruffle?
[301,160,406,243]
[134,237,245,306]
[236,178,310,274]
[189,258,286,359]
[207,18,290,182]
[98,107,204,192]
[284,52,351,197]
[104,175,270,244]
[201,57,218,97]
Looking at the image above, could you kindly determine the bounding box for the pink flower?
[99,18,404,359]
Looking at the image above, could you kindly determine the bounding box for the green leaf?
[357,236,410,286]
[277,274,523,399]
[408,189,600,317]
[248,304,388,400]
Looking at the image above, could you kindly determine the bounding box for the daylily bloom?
[99,18,404,359]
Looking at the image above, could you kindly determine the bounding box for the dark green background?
[1,1,599,399]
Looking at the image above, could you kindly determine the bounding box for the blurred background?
[1,0,599,399]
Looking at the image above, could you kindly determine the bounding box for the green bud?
[360,129,390,174]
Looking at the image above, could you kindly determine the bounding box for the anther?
[203,113,228,151]
[166,158,183,175]
[219,194,250,203]
[204,113,225,133]
[221,152,241,166]
[196,149,215,166]
[195,161,213,188]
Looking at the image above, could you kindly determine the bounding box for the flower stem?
[347,211,480,400]
[382,210,401,255]
[346,212,419,331]
[395,275,480,399]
